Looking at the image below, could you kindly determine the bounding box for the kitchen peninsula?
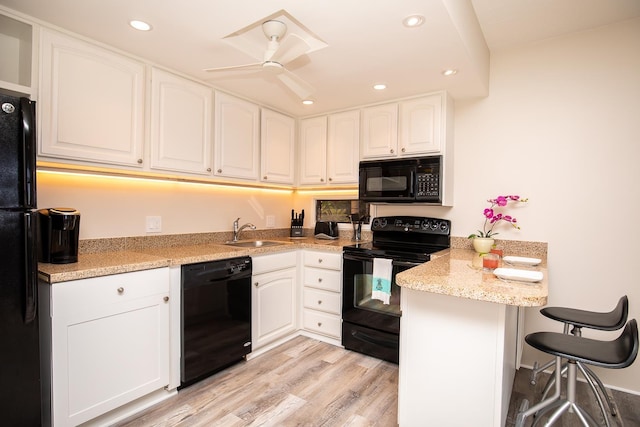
[396,247,548,427]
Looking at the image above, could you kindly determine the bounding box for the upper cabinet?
[0,13,33,96]
[150,68,213,175]
[260,108,295,185]
[298,110,359,186]
[214,91,260,181]
[361,92,452,159]
[39,28,145,167]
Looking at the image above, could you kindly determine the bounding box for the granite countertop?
[396,248,548,307]
[38,236,355,283]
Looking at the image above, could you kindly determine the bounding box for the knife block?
[290,222,304,237]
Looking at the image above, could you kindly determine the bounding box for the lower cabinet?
[302,250,343,340]
[40,268,171,427]
[251,251,298,350]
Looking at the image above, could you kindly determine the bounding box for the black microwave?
[359,156,442,203]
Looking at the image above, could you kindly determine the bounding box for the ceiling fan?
[204,20,315,99]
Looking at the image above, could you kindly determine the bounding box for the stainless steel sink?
[224,240,285,248]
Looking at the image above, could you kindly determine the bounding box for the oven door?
[342,252,421,333]
[359,161,415,202]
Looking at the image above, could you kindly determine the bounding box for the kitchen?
[1,0,639,426]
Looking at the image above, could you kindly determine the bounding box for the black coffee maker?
[38,208,81,264]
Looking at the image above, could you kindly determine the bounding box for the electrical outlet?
[145,216,162,233]
[266,215,276,228]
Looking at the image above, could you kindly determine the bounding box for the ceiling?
[1,0,639,117]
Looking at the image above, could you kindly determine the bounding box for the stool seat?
[526,319,638,368]
[541,296,628,331]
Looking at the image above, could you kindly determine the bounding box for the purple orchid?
[469,195,528,239]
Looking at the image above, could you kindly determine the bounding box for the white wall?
[37,17,640,392]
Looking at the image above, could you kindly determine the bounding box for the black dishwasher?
[181,256,252,388]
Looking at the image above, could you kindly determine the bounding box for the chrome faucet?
[233,217,256,242]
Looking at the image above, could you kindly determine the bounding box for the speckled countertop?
[38,236,353,283]
[396,248,548,307]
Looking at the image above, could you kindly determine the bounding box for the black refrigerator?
[0,93,41,426]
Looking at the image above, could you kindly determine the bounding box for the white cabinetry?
[40,268,171,427]
[39,28,145,167]
[150,68,213,175]
[214,91,260,180]
[299,111,359,186]
[251,251,298,350]
[260,108,295,184]
[302,250,342,341]
[361,91,452,160]
[0,13,32,96]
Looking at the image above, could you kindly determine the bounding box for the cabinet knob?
[320,178,324,182]
[254,282,259,287]
[164,296,169,302]
[318,278,323,283]
[390,149,394,154]
[317,300,323,305]
[117,287,124,294]
[263,176,268,180]
[318,258,323,263]
[317,322,322,327]
[401,147,406,152]
[137,159,143,164]
[217,169,222,173]
[328,177,333,182]
[207,168,212,172]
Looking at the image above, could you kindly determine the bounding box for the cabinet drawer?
[303,267,341,292]
[252,251,297,275]
[303,288,341,315]
[53,268,169,314]
[303,250,342,270]
[303,309,341,339]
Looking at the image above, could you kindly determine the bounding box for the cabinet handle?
[263,176,268,180]
[317,322,322,327]
[217,169,222,173]
[117,287,124,294]
[317,300,323,305]
[390,149,394,154]
[254,282,259,287]
[164,296,169,302]
[207,168,212,172]
[318,278,323,283]
[401,147,406,152]
[318,258,323,263]
[137,159,143,164]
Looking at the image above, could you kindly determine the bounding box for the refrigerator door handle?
[20,98,37,209]
[24,212,38,323]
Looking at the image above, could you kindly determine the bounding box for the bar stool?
[530,295,628,422]
[516,319,638,427]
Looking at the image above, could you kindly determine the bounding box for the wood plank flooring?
[117,336,639,427]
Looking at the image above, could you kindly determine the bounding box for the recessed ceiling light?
[373,84,387,90]
[302,99,314,105]
[442,69,458,76]
[129,20,152,31]
[403,15,425,28]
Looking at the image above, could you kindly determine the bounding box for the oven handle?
[343,252,423,268]
[350,329,398,349]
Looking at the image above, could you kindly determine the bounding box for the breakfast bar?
[396,248,548,427]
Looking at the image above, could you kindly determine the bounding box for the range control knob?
[421,220,431,230]
[440,222,449,232]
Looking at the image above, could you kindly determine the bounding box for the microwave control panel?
[415,172,439,198]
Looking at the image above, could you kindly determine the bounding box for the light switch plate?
[146,216,162,233]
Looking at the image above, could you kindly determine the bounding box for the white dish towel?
[372,258,393,305]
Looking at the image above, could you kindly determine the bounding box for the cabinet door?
[150,68,213,175]
[360,103,398,159]
[298,116,327,185]
[399,94,442,155]
[327,110,360,184]
[251,267,297,349]
[51,270,170,426]
[214,91,260,180]
[260,108,295,184]
[39,28,145,167]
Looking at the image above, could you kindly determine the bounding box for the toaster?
[314,221,339,239]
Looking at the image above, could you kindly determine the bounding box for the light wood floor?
[117,336,639,427]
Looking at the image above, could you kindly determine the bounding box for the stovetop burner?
[343,216,451,262]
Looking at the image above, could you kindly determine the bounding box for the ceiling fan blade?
[204,62,262,72]
[271,34,310,65]
[277,68,315,99]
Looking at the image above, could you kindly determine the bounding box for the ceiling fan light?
[442,69,458,76]
[403,15,425,28]
[129,20,152,31]
[373,84,387,90]
[302,99,314,105]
